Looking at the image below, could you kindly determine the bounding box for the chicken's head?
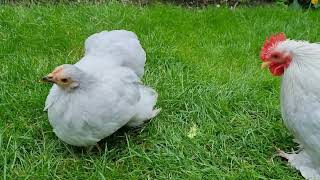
[42,64,82,89]
[260,32,292,76]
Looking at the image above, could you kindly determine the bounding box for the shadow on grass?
[61,124,150,155]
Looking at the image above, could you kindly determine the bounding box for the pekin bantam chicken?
[42,30,160,148]
[260,32,320,179]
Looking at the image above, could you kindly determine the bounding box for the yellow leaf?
[187,124,198,139]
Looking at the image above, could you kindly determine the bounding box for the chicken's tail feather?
[126,86,160,127]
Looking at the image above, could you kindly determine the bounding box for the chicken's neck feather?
[279,40,320,66]
[280,40,320,110]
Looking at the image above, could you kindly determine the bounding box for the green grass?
[0,3,319,179]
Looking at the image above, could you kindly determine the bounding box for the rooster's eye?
[272,54,279,59]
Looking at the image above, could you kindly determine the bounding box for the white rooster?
[260,32,320,179]
[42,30,160,148]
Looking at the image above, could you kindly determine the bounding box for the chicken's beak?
[261,61,272,69]
[41,76,54,83]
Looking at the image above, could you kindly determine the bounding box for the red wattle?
[269,62,285,76]
[268,54,292,76]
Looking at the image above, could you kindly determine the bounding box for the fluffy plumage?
[260,33,320,179]
[83,30,146,78]
[43,30,160,147]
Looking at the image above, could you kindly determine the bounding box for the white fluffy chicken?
[260,32,320,179]
[42,30,160,148]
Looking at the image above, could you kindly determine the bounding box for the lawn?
[0,3,319,179]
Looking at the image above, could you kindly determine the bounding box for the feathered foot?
[275,147,302,162]
[276,147,291,160]
[87,143,102,153]
[275,147,320,179]
[274,143,303,161]
[95,143,102,152]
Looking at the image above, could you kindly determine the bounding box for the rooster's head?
[260,32,292,76]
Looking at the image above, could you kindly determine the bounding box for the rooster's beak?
[261,61,272,69]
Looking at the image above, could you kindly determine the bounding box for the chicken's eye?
[61,78,68,83]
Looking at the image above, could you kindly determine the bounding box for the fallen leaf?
[187,124,198,139]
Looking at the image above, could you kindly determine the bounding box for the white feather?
[83,30,146,78]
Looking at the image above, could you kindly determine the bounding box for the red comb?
[260,32,286,61]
